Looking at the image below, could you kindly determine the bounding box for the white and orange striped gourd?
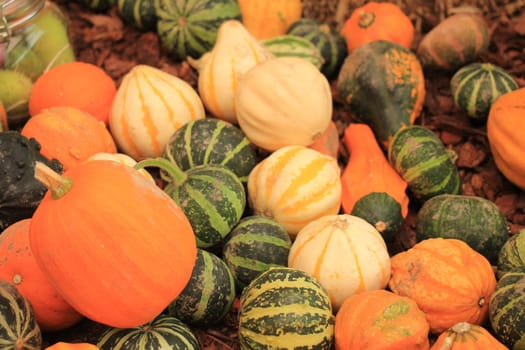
[86,152,155,183]
[247,145,342,238]
[194,20,274,124]
[288,214,391,311]
[109,64,205,160]
[235,56,333,151]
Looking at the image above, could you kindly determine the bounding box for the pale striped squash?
[247,145,342,238]
[86,152,155,183]
[109,64,205,160]
[194,20,274,124]
[239,267,334,349]
[288,214,391,311]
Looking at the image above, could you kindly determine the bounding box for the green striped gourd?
[97,314,199,349]
[489,266,525,349]
[497,229,525,279]
[167,249,235,327]
[286,18,348,79]
[222,215,292,290]
[239,267,334,349]
[261,35,324,69]
[155,0,241,61]
[388,125,461,202]
[415,194,509,265]
[164,118,259,183]
[0,280,42,350]
[117,0,157,31]
[450,62,519,121]
[135,158,246,248]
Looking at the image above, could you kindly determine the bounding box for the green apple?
[4,36,46,80]
[0,69,33,125]
[26,3,75,70]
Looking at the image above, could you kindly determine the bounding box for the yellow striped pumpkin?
[109,65,205,160]
[288,214,391,311]
[194,20,274,124]
[247,145,342,238]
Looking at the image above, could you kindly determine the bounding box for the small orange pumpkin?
[45,342,100,350]
[389,238,497,334]
[238,0,302,39]
[30,160,197,328]
[0,219,84,332]
[335,289,430,350]
[21,106,117,171]
[341,2,414,53]
[340,123,409,217]
[429,322,509,350]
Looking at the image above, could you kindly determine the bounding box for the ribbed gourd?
[450,62,518,121]
[155,0,241,61]
[238,267,334,349]
[388,125,461,202]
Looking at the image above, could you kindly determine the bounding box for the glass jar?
[0,0,75,126]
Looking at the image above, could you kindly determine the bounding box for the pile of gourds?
[0,0,524,349]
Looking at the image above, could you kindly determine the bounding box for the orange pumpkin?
[335,289,430,350]
[340,123,409,217]
[487,87,525,190]
[21,106,117,171]
[341,2,414,53]
[45,342,100,350]
[30,160,197,328]
[430,322,509,350]
[238,0,302,39]
[389,238,497,334]
[0,219,83,331]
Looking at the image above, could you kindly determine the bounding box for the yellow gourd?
[235,56,332,151]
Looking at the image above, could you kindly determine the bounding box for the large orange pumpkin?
[487,87,525,190]
[0,219,83,332]
[334,289,430,350]
[29,160,197,328]
[341,2,414,53]
[388,238,497,334]
[21,106,117,171]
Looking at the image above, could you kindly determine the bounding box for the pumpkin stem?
[134,157,188,186]
[34,161,73,199]
[358,10,376,28]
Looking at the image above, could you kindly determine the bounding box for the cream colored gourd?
[109,65,205,160]
[85,152,155,183]
[193,20,274,124]
[235,56,332,151]
[247,145,342,238]
[289,214,391,311]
